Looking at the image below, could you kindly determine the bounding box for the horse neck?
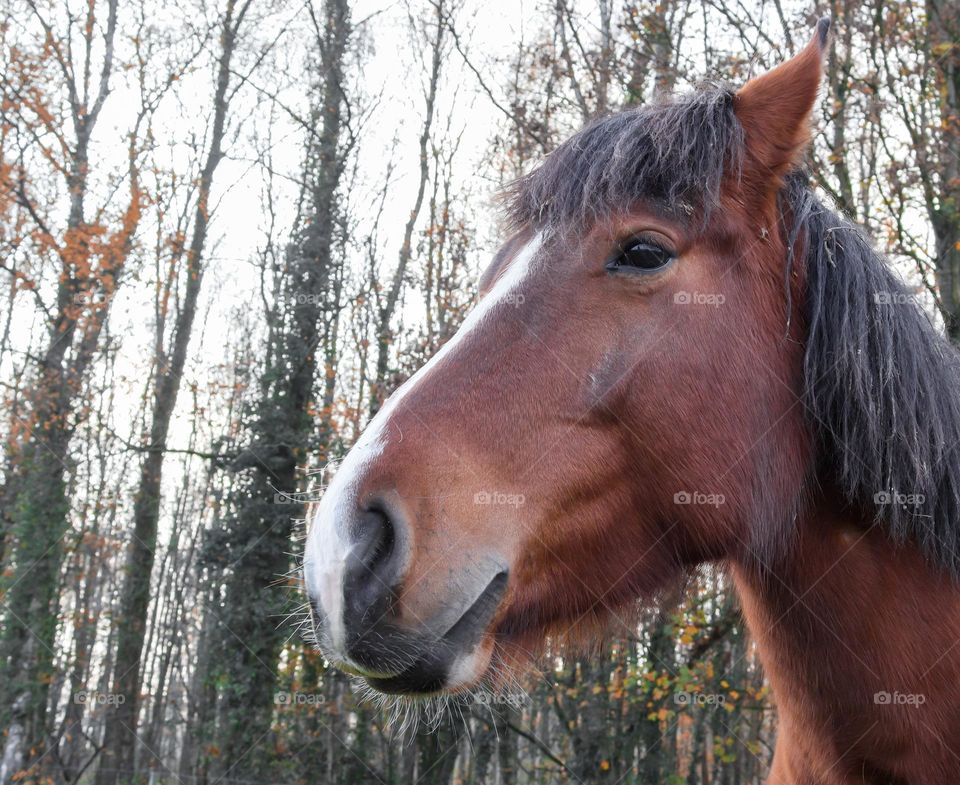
[730,499,960,783]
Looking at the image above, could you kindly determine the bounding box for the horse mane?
[505,85,960,576]
[793,175,960,574]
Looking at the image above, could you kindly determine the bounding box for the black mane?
[795,176,960,573]
[506,86,960,575]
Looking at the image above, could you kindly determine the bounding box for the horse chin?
[356,637,498,698]
[350,617,624,717]
[348,586,661,703]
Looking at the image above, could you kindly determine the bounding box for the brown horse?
[305,18,960,784]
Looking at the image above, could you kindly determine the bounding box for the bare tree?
[96,3,256,782]
[0,2,150,778]
[369,0,447,413]
[200,0,352,775]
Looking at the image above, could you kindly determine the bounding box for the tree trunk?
[928,0,960,339]
[0,3,139,779]
[95,4,252,783]
[203,0,351,775]
[370,0,445,414]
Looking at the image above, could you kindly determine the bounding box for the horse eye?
[607,241,673,273]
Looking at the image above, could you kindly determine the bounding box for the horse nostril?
[363,506,395,575]
[342,503,404,627]
[353,505,396,576]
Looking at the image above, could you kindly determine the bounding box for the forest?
[0,0,957,783]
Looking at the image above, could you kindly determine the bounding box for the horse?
[304,18,960,783]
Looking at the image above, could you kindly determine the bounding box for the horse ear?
[734,18,830,188]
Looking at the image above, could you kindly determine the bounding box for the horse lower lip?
[363,660,446,695]
[334,660,393,679]
[360,572,509,695]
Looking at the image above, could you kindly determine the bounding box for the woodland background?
[0,0,957,783]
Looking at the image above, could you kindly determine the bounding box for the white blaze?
[304,232,543,661]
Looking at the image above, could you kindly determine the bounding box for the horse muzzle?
[304,488,509,695]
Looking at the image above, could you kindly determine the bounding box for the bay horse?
[305,18,960,783]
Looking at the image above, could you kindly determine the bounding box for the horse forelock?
[500,85,743,235]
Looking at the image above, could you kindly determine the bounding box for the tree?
[0,2,147,778]
[369,0,446,413]
[96,3,256,783]
[925,0,960,337]
[202,0,352,774]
